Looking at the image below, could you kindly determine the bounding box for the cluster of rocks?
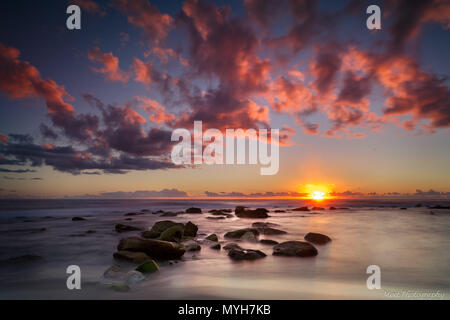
[101,205,333,291]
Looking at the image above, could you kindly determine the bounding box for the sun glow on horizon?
[309,191,326,200]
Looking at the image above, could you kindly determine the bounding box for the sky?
[0,0,449,199]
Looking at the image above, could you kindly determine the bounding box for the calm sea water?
[0,198,448,299]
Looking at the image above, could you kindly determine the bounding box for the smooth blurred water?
[0,199,448,299]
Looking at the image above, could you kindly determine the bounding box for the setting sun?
[310,191,326,200]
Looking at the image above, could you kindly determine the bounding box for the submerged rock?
[304,232,331,245]
[135,260,159,274]
[115,224,142,233]
[207,216,226,220]
[329,207,337,210]
[240,231,258,242]
[161,211,178,217]
[273,241,318,257]
[209,210,233,218]
[113,250,150,263]
[186,207,202,214]
[117,237,185,260]
[292,207,309,211]
[224,228,260,239]
[228,248,266,261]
[210,243,221,250]
[235,206,269,218]
[205,234,219,242]
[183,240,201,251]
[312,207,325,210]
[258,227,287,235]
[274,210,286,213]
[72,217,86,221]
[124,212,142,216]
[125,270,145,285]
[260,239,279,245]
[103,265,123,279]
[108,282,130,292]
[252,222,279,228]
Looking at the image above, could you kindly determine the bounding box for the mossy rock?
[159,224,184,242]
[135,260,159,274]
[150,220,182,233]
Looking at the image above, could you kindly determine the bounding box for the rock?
[183,240,201,251]
[117,237,185,260]
[223,243,243,251]
[292,207,309,211]
[124,218,133,221]
[205,234,219,242]
[135,260,159,274]
[258,227,287,235]
[113,250,151,263]
[207,216,226,220]
[186,207,202,214]
[400,207,407,210]
[209,209,232,213]
[159,224,184,242]
[224,228,260,239]
[329,207,337,210]
[108,282,130,292]
[125,270,145,285]
[150,221,182,233]
[274,210,286,213]
[210,243,221,250]
[183,221,198,237]
[415,203,423,207]
[428,205,450,209]
[103,265,123,279]
[161,211,178,217]
[210,210,233,218]
[86,229,96,234]
[312,207,325,210]
[304,232,332,245]
[141,209,150,213]
[252,222,279,228]
[115,224,142,233]
[235,206,269,218]
[228,248,266,261]
[273,241,318,257]
[260,239,279,245]
[124,212,141,216]
[141,231,160,239]
[240,231,258,242]
[72,217,86,221]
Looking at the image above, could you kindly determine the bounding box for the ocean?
[0,198,448,299]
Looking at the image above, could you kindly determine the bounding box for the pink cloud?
[88,47,129,83]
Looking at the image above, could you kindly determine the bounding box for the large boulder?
[273,241,318,257]
[141,230,160,239]
[113,250,151,263]
[183,221,198,237]
[235,206,269,218]
[115,224,142,233]
[224,228,260,239]
[150,220,181,233]
[228,248,266,261]
[304,232,331,245]
[159,224,184,242]
[117,237,185,260]
[186,207,202,214]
